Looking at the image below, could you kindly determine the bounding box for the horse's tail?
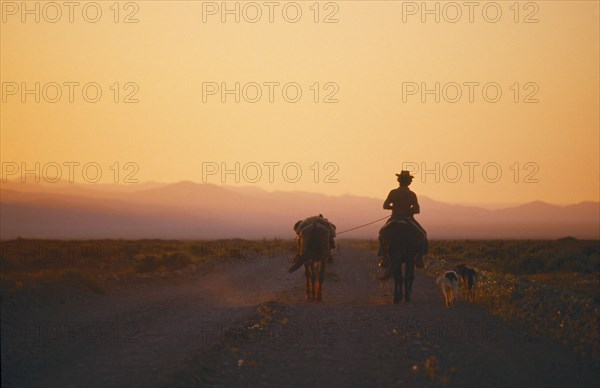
[301,223,316,260]
[378,257,402,280]
[378,222,421,280]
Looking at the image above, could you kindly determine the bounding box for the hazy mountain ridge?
[1,181,598,239]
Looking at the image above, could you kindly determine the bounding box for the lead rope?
[335,216,389,235]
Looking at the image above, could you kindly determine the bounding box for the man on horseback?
[377,170,428,265]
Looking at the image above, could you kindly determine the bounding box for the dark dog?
[454,264,478,301]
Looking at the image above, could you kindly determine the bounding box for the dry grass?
[0,238,295,294]
[345,238,600,359]
[420,239,600,361]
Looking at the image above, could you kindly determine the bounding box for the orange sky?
[1,1,598,205]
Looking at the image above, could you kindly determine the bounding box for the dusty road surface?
[2,245,598,387]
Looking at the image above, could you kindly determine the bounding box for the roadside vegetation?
[0,238,295,294]
[349,238,600,360]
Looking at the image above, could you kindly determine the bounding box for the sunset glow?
[1,1,598,206]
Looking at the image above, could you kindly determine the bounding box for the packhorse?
[290,219,332,302]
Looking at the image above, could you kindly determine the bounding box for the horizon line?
[2,178,598,209]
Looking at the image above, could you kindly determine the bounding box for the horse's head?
[293,220,303,233]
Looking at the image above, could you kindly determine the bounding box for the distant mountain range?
[1,181,598,239]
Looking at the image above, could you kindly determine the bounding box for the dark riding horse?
[380,220,424,304]
[299,222,331,302]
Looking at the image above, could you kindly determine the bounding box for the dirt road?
[2,245,598,387]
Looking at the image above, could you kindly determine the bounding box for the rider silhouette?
[378,170,428,260]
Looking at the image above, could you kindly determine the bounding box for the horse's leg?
[393,259,403,304]
[304,262,312,301]
[316,260,324,301]
[392,260,398,304]
[307,261,315,300]
[311,262,318,300]
[399,262,405,303]
[404,256,415,302]
[393,271,399,304]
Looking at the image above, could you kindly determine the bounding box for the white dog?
[436,270,459,308]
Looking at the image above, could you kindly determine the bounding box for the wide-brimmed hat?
[395,170,414,179]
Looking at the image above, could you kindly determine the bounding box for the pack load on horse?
[288,214,336,301]
[377,170,429,303]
